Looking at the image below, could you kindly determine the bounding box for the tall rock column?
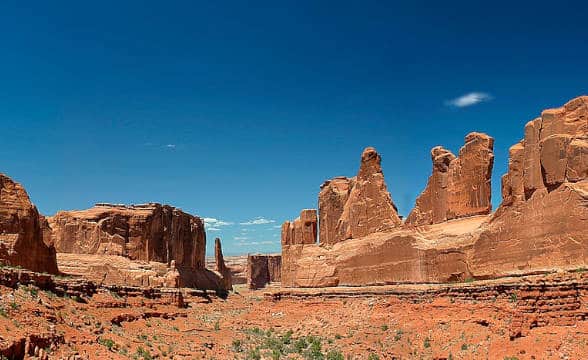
[335,147,402,240]
[214,237,232,290]
[406,132,494,226]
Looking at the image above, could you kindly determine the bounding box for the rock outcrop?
[49,203,206,270]
[247,254,281,289]
[406,133,494,226]
[0,174,58,274]
[214,237,232,290]
[335,147,402,241]
[281,209,317,245]
[318,177,355,245]
[282,96,588,288]
[286,147,401,247]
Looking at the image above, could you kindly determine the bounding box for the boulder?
[0,174,58,274]
[406,132,494,226]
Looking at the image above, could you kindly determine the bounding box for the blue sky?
[1,1,586,256]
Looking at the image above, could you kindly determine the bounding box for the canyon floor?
[1,272,587,360]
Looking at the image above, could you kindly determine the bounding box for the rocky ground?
[0,271,587,359]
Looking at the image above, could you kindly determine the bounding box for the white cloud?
[207,227,221,232]
[235,240,278,246]
[165,144,176,149]
[446,92,492,108]
[272,225,282,229]
[240,217,276,226]
[234,236,249,240]
[203,218,234,227]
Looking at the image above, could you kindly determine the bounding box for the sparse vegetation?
[98,337,116,351]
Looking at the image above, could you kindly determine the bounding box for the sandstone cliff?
[281,209,317,245]
[406,133,494,226]
[282,96,588,288]
[49,203,206,270]
[0,174,58,274]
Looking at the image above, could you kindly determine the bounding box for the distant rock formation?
[281,209,317,245]
[282,96,588,288]
[406,133,494,226]
[48,203,206,270]
[215,237,232,290]
[247,254,281,289]
[0,174,58,274]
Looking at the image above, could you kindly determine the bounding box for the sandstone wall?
[0,174,58,274]
[282,96,588,288]
[281,209,317,245]
[406,133,494,226]
[247,254,281,289]
[49,203,206,271]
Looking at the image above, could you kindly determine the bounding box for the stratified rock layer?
[282,96,588,288]
[0,174,58,274]
[406,133,494,226]
[247,254,281,289]
[49,203,206,270]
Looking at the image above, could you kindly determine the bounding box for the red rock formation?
[406,132,494,226]
[282,96,588,288]
[214,237,232,290]
[0,174,58,274]
[318,177,355,245]
[335,147,402,240]
[281,209,317,245]
[247,254,281,289]
[471,96,588,277]
[48,203,206,271]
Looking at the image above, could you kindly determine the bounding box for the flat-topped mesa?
[48,203,206,271]
[406,132,495,226]
[281,209,317,245]
[318,176,355,245]
[334,147,402,240]
[0,174,58,274]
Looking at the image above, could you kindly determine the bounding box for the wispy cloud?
[240,217,276,226]
[446,92,492,108]
[235,240,277,246]
[234,236,249,240]
[165,144,176,149]
[203,218,234,231]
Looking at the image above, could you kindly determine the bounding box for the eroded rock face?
[318,177,355,245]
[214,237,232,290]
[48,203,206,271]
[406,133,494,226]
[281,209,317,245]
[247,254,281,289]
[282,96,588,288]
[335,147,402,240]
[0,174,58,274]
